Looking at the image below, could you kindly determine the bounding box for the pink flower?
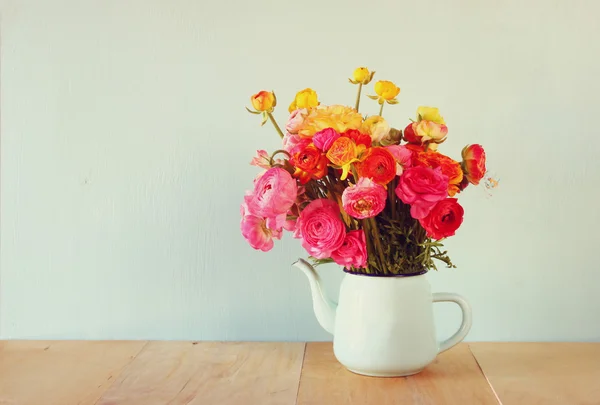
[395,166,448,219]
[286,108,307,134]
[283,132,304,153]
[240,204,282,252]
[312,128,341,151]
[342,177,387,219]
[296,199,346,259]
[331,230,368,269]
[245,167,297,218]
[385,145,413,175]
[250,150,281,169]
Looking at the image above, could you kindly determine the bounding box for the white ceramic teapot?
[294,258,472,377]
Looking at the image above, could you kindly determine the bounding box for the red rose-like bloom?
[403,122,420,144]
[395,166,449,219]
[331,230,368,269]
[343,129,372,149]
[419,198,464,240]
[355,147,397,185]
[461,144,486,185]
[291,142,328,184]
[296,199,346,259]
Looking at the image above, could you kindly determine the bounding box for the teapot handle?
[432,293,473,353]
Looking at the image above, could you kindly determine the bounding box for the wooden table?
[1,341,598,405]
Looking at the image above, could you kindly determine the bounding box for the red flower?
[403,122,420,144]
[461,144,486,185]
[355,147,397,185]
[343,129,372,149]
[419,198,464,240]
[290,142,328,184]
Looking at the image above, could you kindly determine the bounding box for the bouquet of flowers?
[241,68,491,275]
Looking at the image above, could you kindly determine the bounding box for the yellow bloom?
[349,67,375,85]
[368,80,400,105]
[288,88,319,112]
[250,91,276,112]
[361,115,390,143]
[298,105,363,138]
[417,106,445,125]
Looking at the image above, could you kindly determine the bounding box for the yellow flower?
[250,91,276,112]
[417,106,445,125]
[368,80,400,105]
[297,105,363,138]
[288,88,319,112]
[349,67,375,85]
[326,137,365,180]
[361,115,390,143]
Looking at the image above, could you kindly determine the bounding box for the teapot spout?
[293,258,337,335]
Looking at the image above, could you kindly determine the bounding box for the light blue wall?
[1,0,599,341]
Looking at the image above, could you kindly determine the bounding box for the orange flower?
[291,143,328,184]
[355,147,397,186]
[326,137,365,180]
[461,144,486,185]
[413,151,463,196]
[250,91,276,112]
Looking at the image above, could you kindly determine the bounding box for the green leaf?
[367,95,379,100]
[245,107,261,115]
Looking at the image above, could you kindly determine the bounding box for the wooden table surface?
[1,341,599,405]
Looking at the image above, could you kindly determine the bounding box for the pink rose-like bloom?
[331,230,368,269]
[245,167,297,218]
[386,145,413,175]
[395,166,449,219]
[240,204,282,252]
[283,132,304,153]
[312,128,341,152]
[286,108,308,134]
[342,177,387,219]
[296,199,346,259]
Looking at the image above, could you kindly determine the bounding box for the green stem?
[379,102,384,117]
[354,83,363,112]
[369,217,388,274]
[389,178,396,220]
[267,112,285,139]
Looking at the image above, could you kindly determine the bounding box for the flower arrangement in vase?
[240,68,494,377]
[241,68,490,276]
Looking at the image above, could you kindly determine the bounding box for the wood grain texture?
[296,342,499,405]
[0,340,146,405]
[96,341,305,405]
[470,342,600,405]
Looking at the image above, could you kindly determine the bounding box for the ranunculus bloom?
[288,88,319,113]
[413,151,464,196]
[245,167,297,218]
[240,204,282,252]
[283,132,304,153]
[355,147,396,186]
[395,166,449,219]
[312,128,341,152]
[250,91,276,112]
[403,122,420,144]
[414,120,448,144]
[291,143,328,184]
[351,67,373,85]
[419,198,464,240]
[373,80,400,103]
[298,105,363,138]
[286,108,307,134]
[326,137,365,180]
[417,106,445,125]
[296,199,346,259]
[380,128,402,146]
[361,115,390,143]
[331,230,368,269]
[385,145,413,175]
[342,177,387,219]
[461,144,487,185]
[343,129,372,149]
